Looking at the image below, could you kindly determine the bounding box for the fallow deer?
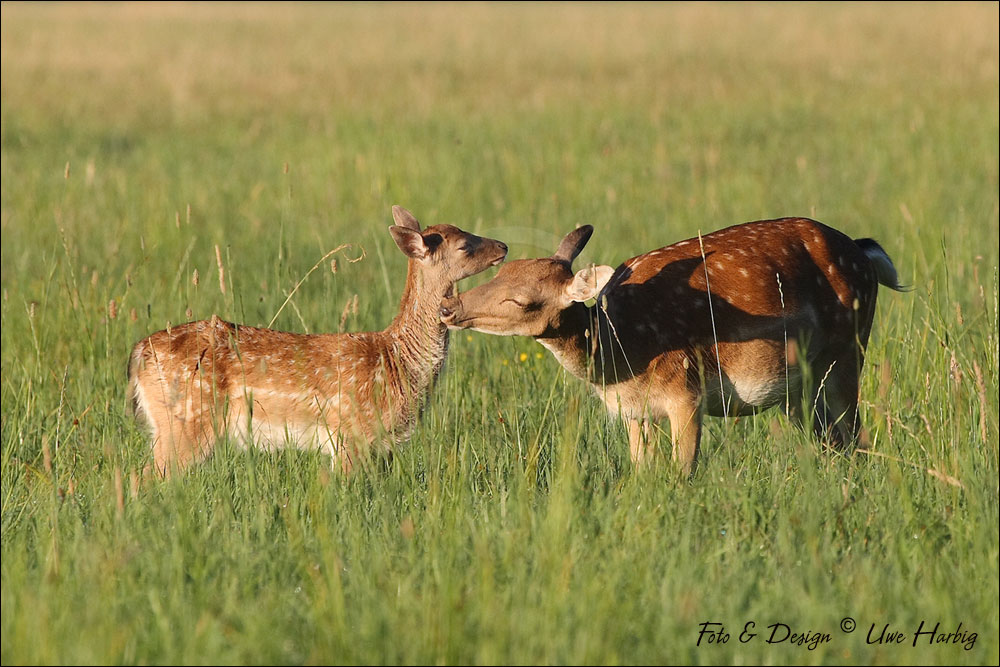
[129,206,508,476]
[440,218,905,475]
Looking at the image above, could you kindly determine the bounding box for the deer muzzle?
[439,296,464,328]
[491,242,508,265]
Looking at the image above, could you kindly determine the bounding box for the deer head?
[388,206,507,288]
[439,225,615,337]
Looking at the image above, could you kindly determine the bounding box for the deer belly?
[704,367,802,416]
[225,386,348,452]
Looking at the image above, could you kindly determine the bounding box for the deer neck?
[384,261,452,387]
[536,302,601,383]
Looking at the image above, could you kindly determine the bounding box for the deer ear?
[389,225,427,260]
[552,225,594,264]
[564,265,615,303]
[391,205,421,231]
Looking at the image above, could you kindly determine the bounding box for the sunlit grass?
[2,2,997,664]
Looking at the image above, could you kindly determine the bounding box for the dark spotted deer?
[129,206,507,476]
[440,218,905,475]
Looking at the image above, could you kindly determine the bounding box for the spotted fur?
[129,206,507,476]
[442,218,905,475]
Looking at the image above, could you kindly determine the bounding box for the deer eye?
[502,298,531,310]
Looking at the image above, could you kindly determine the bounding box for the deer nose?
[491,241,508,265]
[439,303,456,325]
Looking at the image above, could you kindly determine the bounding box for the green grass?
[2,3,997,664]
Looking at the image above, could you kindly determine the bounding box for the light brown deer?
[129,206,507,476]
[440,218,905,475]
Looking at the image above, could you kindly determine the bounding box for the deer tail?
[126,342,144,419]
[855,238,909,292]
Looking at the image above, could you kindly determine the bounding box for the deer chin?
[467,324,520,336]
[440,315,497,333]
[439,309,519,336]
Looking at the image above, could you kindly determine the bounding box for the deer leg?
[627,418,655,465]
[667,395,703,476]
[146,389,220,478]
[818,352,863,449]
[337,443,359,474]
[149,431,204,478]
[783,399,806,432]
[795,347,863,451]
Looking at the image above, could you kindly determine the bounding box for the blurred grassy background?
[2,2,997,664]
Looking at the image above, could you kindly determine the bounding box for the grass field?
[2,2,998,664]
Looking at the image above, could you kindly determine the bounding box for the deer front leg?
[627,418,655,465]
[666,394,703,477]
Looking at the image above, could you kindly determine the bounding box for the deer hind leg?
[817,351,864,450]
[149,428,203,478]
[796,349,862,451]
[143,383,221,478]
[147,414,215,478]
